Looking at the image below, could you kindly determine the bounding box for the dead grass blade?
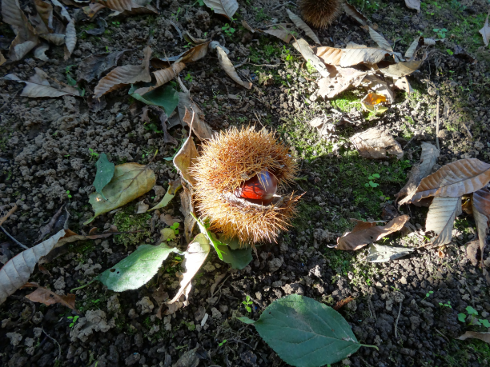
[286,9,320,44]
[216,45,252,89]
[350,127,404,160]
[425,197,461,247]
[457,331,490,344]
[336,215,410,251]
[480,12,490,46]
[410,158,490,203]
[203,0,238,20]
[24,282,77,311]
[397,142,440,205]
[94,46,152,98]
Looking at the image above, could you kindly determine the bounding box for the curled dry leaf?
[216,45,252,89]
[286,9,320,44]
[379,60,423,78]
[84,163,156,224]
[173,128,199,186]
[263,26,293,43]
[457,331,490,344]
[317,67,366,99]
[342,2,368,25]
[394,77,413,94]
[152,62,185,90]
[168,233,210,304]
[179,42,210,63]
[24,282,77,311]
[149,178,182,211]
[183,107,214,141]
[64,19,77,60]
[480,12,489,46]
[397,142,439,205]
[405,0,420,11]
[472,187,490,282]
[410,158,490,203]
[77,51,127,82]
[361,92,386,111]
[361,74,394,104]
[94,46,152,98]
[316,46,342,66]
[405,36,421,59]
[180,184,196,243]
[341,48,390,67]
[203,0,238,20]
[366,243,414,262]
[350,127,404,160]
[368,27,393,52]
[335,215,410,251]
[425,197,462,247]
[292,39,332,78]
[34,43,50,61]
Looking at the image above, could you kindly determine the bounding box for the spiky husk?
[191,127,299,245]
[299,0,342,29]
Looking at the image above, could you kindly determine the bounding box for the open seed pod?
[191,127,300,245]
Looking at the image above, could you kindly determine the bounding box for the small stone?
[136,297,154,315]
[6,332,22,346]
[211,307,222,319]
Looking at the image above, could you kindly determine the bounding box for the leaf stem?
[360,344,379,351]
[70,278,97,292]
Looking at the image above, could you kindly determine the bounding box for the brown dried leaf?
[4,69,78,98]
[179,42,210,63]
[405,36,421,59]
[340,48,390,67]
[203,0,238,20]
[183,107,213,141]
[77,50,127,83]
[336,215,410,251]
[263,26,293,43]
[50,0,71,22]
[317,67,366,99]
[368,27,392,52]
[94,46,152,98]
[397,142,439,205]
[410,158,490,203]
[333,296,355,311]
[64,19,76,60]
[24,283,77,311]
[316,46,342,66]
[173,129,198,186]
[34,43,50,61]
[153,62,186,88]
[350,127,404,160]
[394,77,413,94]
[40,33,65,46]
[425,197,461,247]
[342,2,368,25]
[361,74,394,104]
[180,185,196,243]
[0,52,6,66]
[379,60,423,78]
[480,12,490,46]
[286,9,320,44]
[405,0,420,11]
[83,2,105,18]
[361,92,386,111]
[472,187,490,273]
[466,239,480,266]
[457,331,490,344]
[292,39,332,78]
[216,45,252,89]
[183,31,209,45]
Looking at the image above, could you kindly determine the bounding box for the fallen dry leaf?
[394,77,413,94]
[286,9,320,44]
[379,60,423,78]
[293,39,333,78]
[137,62,186,95]
[361,92,386,111]
[335,215,410,251]
[0,52,6,66]
[350,127,404,160]
[203,0,238,20]
[317,67,366,99]
[466,239,480,266]
[457,331,490,344]
[77,50,127,83]
[333,296,355,310]
[64,19,77,60]
[94,46,152,98]
[179,42,210,63]
[183,107,214,141]
[316,46,342,66]
[216,45,251,89]
[340,47,390,67]
[405,36,422,59]
[361,74,394,104]
[3,0,39,61]
[472,187,490,282]
[342,2,368,25]
[405,0,420,11]
[368,27,393,52]
[24,282,77,311]
[180,184,196,243]
[173,127,199,186]
[425,197,462,247]
[397,142,440,205]
[34,43,50,61]
[480,12,490,46]
[263,25,293,43]
[410,158,490,203]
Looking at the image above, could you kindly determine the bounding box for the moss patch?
[113,205,152,247]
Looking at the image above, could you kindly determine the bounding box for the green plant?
[221,23,236,36]
[89,148,99,161]
[243,295,253,313]
[365,173,380,188]
[66,190,72,199]
[433,28,448,38]
[67,315,79,328]
[218,339,227,347]
[172,7,182,21]
[424,290,434,300]
[439,301,452,308]
[170,222,180,235]
[458,306,490,327]
[184,72,193,83]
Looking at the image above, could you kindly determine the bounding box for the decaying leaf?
[425,197,462,247]
[179,42,210,63]
[317,67,366,99]
[150,62,185,91]
[263,26,293,43]
[368,27,393,52]
[397,142,440,205]
[149,178,182,211]
[480,12,490,46]
[340,48,390,67]
[183,107,214,141]
[173,128,199,186]
[77,50,127,83]
[64,19,76,60]
[335,215,410,251]
[405,0,420,11]
[366,243,414,262]
[93,153,115,201]
[410,158,490,203]
[4,68,79,98]
[286,9,320,44]
[342,2,368,25]
[34,43,50,61]
[3,0,39,61]
[24,282,77,311]
[0,52,6,66]
[84,163,156,224]
[472,187,490,280]
[379,60,423,78]
[405,36,421,59]
[216,45,252,89]
[361,74,394,104]
[180,185,196,243]
[203,0,238,20]
[316,46,342,66]
[394,77,413,94]
[94,46,152,98]
[350,127,404,160]
[457,331,490,344]
[168,233,210,304]
[293,39,333,78]
[333,296,355,311]
[361,92,386,111]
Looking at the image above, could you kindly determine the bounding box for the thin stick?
[1,226,28,250]
[0,204,17,226]
[42,329,61,362]
[394,301,402,339]
[435,95,440,150]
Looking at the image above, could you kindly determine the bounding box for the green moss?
[330,91,363,114]
[113,205,152,247]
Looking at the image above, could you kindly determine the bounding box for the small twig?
[1,226,28,250]
[359,356,375,367]
[0,204,17,226]
[253,111,264,127]
[42,328,62,362]
[434,328,450,342]
[0,88,23,113]
[394,301,402,340]
[435,95,440,150]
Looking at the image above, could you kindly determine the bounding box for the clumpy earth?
[1,0,490,366]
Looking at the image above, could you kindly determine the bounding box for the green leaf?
[252,294,362,367]
[84,163,156,225]
[466,306,478,315]
[129,84,179,115]
[149,179,182,211]
[458,313,467,322]
[238,316,256,324]
[93,153,115,201]
[97,243,180,292]
[192,214,225,260]
[215,235,252,269]
[480,319,490,328]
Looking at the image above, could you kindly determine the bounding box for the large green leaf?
[84,163,156,225]
[216,235,252,269]
[242,294,363,367]
[192,214,224,260]
[93,153,115,201]
[129,84,179,115]
[97,243,180,292]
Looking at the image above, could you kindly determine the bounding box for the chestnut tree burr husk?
[298,0,342,29]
